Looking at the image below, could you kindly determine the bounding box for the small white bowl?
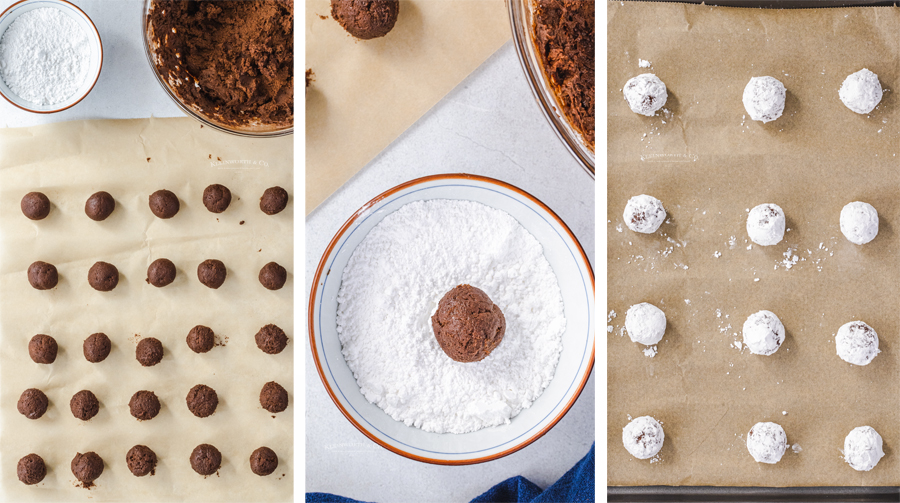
[0,0,103,113]
[309,174,595,464]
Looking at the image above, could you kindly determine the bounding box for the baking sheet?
[305,0,511,214]
[608,2,900,487]
[0,118,293,501]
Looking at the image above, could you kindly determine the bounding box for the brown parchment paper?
[608,2,900,486]
[305,0,511,214]
[0,118,293,501]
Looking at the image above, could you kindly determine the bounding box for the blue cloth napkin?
[307,443,595,503]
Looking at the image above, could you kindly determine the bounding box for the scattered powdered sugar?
[643,345,658,358]
[638,58,651,68]
[792,443,803,454]
[336,199,566,434]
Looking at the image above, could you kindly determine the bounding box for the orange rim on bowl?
[308,173,595,465]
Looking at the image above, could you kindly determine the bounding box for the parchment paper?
[0,118,293,501]
[305,0,511,214]
[608,2,900,486]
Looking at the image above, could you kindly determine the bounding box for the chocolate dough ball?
[70,390,99,421]
[255,324,288,354]
[186,384,218,418]
[126,445,157,477]
[27,261,58,290]
[431,284,506,363]
[331,0,400,40]
[259,381,288,413]
[149,189,179,219]
[190,444,221,476]
[136,337,163,366]
[71,452,103,484]
[17,388,48,420]
[259,262,287,290]
[84,191,115,221]
[17,453,46,485]
[88,262,119,292]
[83,333,111,363]
[29,334,58,364]
[146,258,176,287]
[129,390,161,421]
[250,447,278,476]
[187,325,215,353]
[260,186,288,215]
[197,259,226,289]
[21,192,50,220]
[203,184,231,213]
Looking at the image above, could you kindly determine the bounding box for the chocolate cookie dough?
[187,325,215,353]
[186,384,218,418]
[21,192,50,220]
[202,184,232,213]
[197,259,226,289]
[331,0,400,40]
[148,0,294,128]
[27,261,58,290]
[260,186,288,215]
[83,332,111,363]
[129,391,161,421]
[255,324,288,354]
[71,452,103,486]
[29,334,58,364]
[84,191,115,221]
[190,444,221,476]
[250,447,278,476]
[147,258,176,287]
[70,390,99,421]
[126,445,157,477]
[17,453,46,485]
[533,0,595,150]
[431,284,506,363]
[88,261,119,292]
[136,337,164,366]
[259,261,287,290]
[259,381,288,413]
[149,189,180,219]
[17,388,48,420]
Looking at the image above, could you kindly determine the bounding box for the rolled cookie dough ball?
[85,191,115,221]
[260,186,289,215]
[625,302,666,346]
[260,381,289,413]
[71,452,103,485]
[70,390,99,421]
[259,261,287,290]
[197,259,226,289]
[88,261,119,292]
[186,384,218,418]
[250,447,278,476]
[27,261,58,290]
[29,334,58,364]
[844,426,885,472]
[742,310,785,356]
[136,337,164,366]
[622,415,664,459]
[743,76,786,123]
[623,73,667,116]
[190,444,221,476]
[129,390,160,421]
[840,69,883,115]
[149,189,179,219]
[836,321,879,366]
[83,332,111,363]
[202,184,232,213]
[17,453,46,485]
[256,324,288,354]
[331,0,400,40]
[747,421,787,464]
[623,195,666,234]
[147,258,176,287]
[17,388,48,420]
[840,201,878,245]
[746,203,785,246]
[21,192,50,220]
[187,325,215,353]
[126,445,157,477]
[431,284,506,362]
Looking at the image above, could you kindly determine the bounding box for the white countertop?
[305,41,595,502]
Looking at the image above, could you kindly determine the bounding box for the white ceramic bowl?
[0,0,102,113]
[309,174,595,464]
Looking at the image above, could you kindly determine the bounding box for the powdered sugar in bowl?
[0,0,102,113]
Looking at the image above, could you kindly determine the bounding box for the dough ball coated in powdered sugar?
[623,195,666,234]
[844,426,885,472]
[836,321,880,366]
[746,203,785,246]
[623,74,667,116]
[625,302,666,346]
[742,310,785,356]
[840,201,879,245]
[743,76,786,123]
[840,69,883,115]
[622,415,665,459]
[747,421,787,464]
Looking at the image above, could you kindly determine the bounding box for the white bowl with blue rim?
[308,173,594,464]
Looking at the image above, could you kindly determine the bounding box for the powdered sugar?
[336,199,566,434]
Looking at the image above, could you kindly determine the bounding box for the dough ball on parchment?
[623,73,667,116]
[622,415,665,459]
[746,203,785,246]
[625,302,666,346]
[840,69,882,115]
[747,421,787,464]
[840,201,878,245]
[743,76,786,123]
[844,426,885,472]
[623,195,666,234]
[836,321,880,366]
[742,310,785,356]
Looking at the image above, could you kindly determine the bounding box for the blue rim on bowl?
[308,173,595,465]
